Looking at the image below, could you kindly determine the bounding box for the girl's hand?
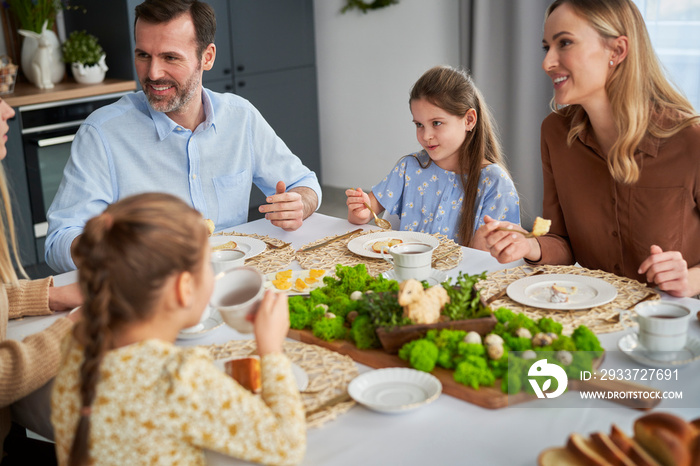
[253,290,290,356]
[48,282,83,313]
[480,216,541,264]
[346,187,371,224]
[638,245,700,297]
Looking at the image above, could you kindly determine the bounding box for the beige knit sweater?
[0,277,73,452]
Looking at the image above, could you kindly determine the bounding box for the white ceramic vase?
[71,55,108,84]
[20,29,65,87]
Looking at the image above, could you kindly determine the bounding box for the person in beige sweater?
[0,96,83,463]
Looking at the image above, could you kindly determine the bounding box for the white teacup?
[621,301,691,352]
[381,242,434,281]
[210,266,264,334]
[211,249,246,275]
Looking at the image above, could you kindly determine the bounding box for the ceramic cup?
[381,242,434,281]
[210,266,264,334]
[621,301,691,352]
[211,249,246,275]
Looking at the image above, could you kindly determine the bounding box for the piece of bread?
[531,216,552,237]
[589,432,637,466]
[634,413,697,466]
[224,357,261,393]
[204,218,215,235]
[609,424,661,466]
[371,238,402,253]
[212,240,238,251]
[566,432,616,466]
[539,446,590,466]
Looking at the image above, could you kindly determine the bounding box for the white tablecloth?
[8,213,700,466]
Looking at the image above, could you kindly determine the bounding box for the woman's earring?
[609,60,614,66]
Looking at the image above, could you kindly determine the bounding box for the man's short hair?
[134,0,216,57]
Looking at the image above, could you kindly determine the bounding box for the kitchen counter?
[3,78,137,107]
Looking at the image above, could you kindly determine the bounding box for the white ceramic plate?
[381,268,448,286]
[177,309,224,340]
[618,333,700,368]
[506,273,618,310]
[214,356,309,392]
[209,236,266,261]
[348,368,441,414]
[264,269,328,295]
[347,231,440,259]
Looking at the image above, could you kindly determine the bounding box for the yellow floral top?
[51,337,306,465]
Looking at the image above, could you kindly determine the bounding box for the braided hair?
[68,192,209,466]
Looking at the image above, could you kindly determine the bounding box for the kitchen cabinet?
[64,0,321,220]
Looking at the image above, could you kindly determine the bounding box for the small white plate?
[177,309,224,340]
[347,231,440,259]
[506,273,618,310]
[264,269,328,295]
[214,356,309,392]
[618,333,700,368]
[381,268,448,286]
[209,236,266,261]
[348,368,441,414]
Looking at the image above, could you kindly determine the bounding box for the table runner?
[295,230,463,276]
[214,232,294,274]
[205,340,358,429]
[474,264,659,334]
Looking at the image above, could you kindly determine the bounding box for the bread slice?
[635,413,695,466]
[204,218,215,235]
[224,357,261,393]
[539,446,590,466]
[372,240,390,253]
[212,240,238,251]
[610,424,661,466]
[565,432,615,465]
[589,432,637,466]
[531,216,552,237]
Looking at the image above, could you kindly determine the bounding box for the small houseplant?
[62,30,107,84]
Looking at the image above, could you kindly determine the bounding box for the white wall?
[313,0,460,190]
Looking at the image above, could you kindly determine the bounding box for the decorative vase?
[71,55,108,84]
[20,28,65,87]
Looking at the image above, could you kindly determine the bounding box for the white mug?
[210,266,264,334]
[621,301,691,352]
[381,242,434,281]
[211,249,246,276]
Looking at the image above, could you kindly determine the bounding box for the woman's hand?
[478,216,542,264]
[253,290,290,356]
[345,188,372,224]
[638,245,700,297]
[48,282,83,313]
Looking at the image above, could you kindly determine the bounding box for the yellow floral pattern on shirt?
[51,338,305,466]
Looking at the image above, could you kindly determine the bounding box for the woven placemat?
[474,265,659,335]
[205,340,358,429]
[295,230,463,276]
[215,232,294,274]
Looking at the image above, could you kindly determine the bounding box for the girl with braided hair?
[51,193,305,465]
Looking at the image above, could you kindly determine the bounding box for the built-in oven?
[19,91,133,259]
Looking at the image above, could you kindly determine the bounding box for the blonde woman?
[0,97,82,463]
[481,0,700,297]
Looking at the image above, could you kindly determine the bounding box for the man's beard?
[142,70,201,114]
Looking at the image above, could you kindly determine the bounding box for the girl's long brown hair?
[409,66,510,246]
[68,192,208,466]
[546,0,700,183]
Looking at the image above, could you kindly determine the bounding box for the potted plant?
[62,30,107,84]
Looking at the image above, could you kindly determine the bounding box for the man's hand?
[259,181,318,231]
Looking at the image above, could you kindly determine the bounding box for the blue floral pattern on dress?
[372,150,520,242]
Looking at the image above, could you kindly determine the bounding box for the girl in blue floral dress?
[346,66,520,248]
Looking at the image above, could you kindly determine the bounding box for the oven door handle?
[37,134,76,148]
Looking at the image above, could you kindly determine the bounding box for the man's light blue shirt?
[45,89,321,273]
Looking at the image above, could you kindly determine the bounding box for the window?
[633,0,700,110]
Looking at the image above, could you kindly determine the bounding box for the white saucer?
[381,268,448,286]
[177,310,224,340]
[348,368,441,414]
[618,333,700,368]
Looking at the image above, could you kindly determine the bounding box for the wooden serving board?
[286,329,662,410]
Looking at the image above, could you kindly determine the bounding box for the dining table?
[7,212,700,466]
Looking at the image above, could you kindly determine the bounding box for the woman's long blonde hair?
[0,164,26,284]
[409,66,510,246]
[546,0,700,184]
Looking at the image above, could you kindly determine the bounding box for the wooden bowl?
[375,314,497,353]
